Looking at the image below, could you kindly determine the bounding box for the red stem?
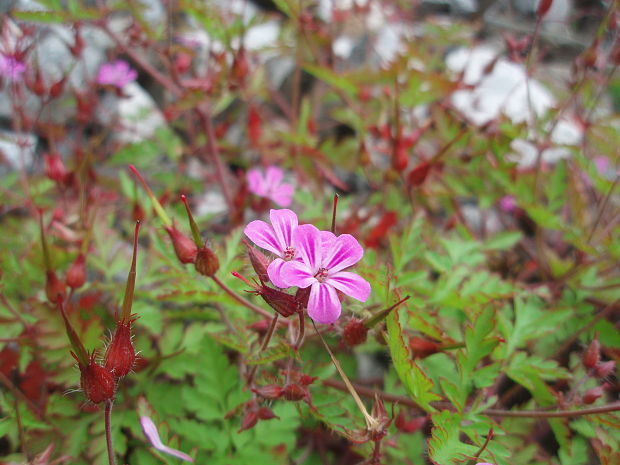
[105,400,117,465]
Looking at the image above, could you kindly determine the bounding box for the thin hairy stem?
[105,400,117,465]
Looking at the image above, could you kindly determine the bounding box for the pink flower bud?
[536,0,553,18]
[594,361,616,379]
[66,253,86,289]
[165,226,197,264]
[44,153,68,183]
[252,384,284,399]
[583,339,600,369]
[582,386,603,405]
[45,270,66,304]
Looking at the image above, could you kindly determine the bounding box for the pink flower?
[247,166,293,207]
[244,209,300,288]
[279,224,371,324]
[499,195,516,213]
[0,54,26,81]
[96,60,137,88]
[140,415,194,462]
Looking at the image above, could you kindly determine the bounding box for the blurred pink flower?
[499,195,516,213]
[96,60,137,88]
[0,53,26,81]
[594,156,609,175]
[244,209,299,288]
[140,415,193,462]
[247,166,293,207]
[280,224,370,324]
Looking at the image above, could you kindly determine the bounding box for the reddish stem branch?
[211,274,286,322]
[323,379,620,418]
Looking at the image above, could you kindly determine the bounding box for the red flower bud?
[343,318,368,347]
[408,337,441,359]
[282,383,307,401]
[594,361,616,379]
[104,319,136,378]
[194,246,219,277]
[77,353,116,404]
[247,105,261,147]
[536,0,553,18]
[44,153,68,183]
[259,286,300,318]
[395,410,426,433]
[252,384,284,399]
[49,77,66,99]
[238,409,259,433]
[165,225,197,264]
[582,386,603,405]
[583,339,600,369]
[257,406,278,420]
[45,270,66,304]
[243,240,270,283]
[407,161,432,188]
[66,253,87,289]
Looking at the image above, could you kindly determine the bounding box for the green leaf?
[485,231,523,250]
[303,64,357,97]
[386,308,440,412]
[428,411,478,465]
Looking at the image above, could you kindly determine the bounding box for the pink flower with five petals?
[96,60,137,88]
[247,166,293,207]
[244,209,300,288]
[279,224,371,324]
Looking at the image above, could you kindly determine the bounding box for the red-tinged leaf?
[386,307,440,412]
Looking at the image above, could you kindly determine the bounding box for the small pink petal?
[328,271,371,302]
[267,258,291,288]
[247,168,266,195]
[323,234,364,273]
[499,195,516,213]
[140,416,194,462]
[280,260,316,289]
[244,220,282,256]
[269,183,293,207]
[265,166,284,187]
[292,224,322,272]
[307,282,341,324]
[269,209,298,251]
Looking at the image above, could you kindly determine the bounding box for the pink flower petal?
[265,166,284,187]
[140,416,194,462]
[267,258,291,288]
[292,224,322,272]
[244,220,282,256]
[328,271,371,302]
[269,183,293,207]
[323,234,364,273]
[280,260,316,289]
[307,282,341,324]
[247,168,266,195]
[320,230,336,262]
[270,209,298,251]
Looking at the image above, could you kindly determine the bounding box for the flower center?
[314,267,329,283]
[283,246,295,261]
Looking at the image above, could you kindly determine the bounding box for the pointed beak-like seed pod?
[105,222,140,378]
[164,225,198,264]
